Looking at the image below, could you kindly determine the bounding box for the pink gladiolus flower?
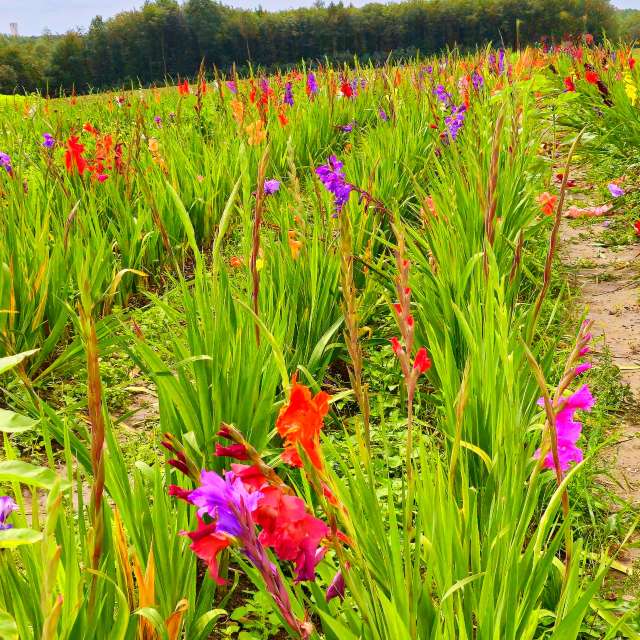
[536,385,595,472]
[575,362,592,376]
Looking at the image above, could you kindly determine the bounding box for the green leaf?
[0,610,18,640]
[0,461,69,490]
[0,350,39,375]
[0,409,37,434]
[0,528,43,549]
[191,609,227,640]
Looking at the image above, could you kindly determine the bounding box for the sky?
[2,0,640,37]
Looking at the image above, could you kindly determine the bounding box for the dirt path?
[561,219,640,574]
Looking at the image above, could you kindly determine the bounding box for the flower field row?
[0,40,639,638]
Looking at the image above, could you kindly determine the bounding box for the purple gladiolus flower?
[264,179,281,195]
[42,133,55,148]
[259,78,270,94]
[306,72,318,96]
[489,52,497,69]
[315,155,353,212]
[153,116,162,127]
[226,80,238,94]
[434,84,451,104]
[498,49,506,74]
[535,385,595,472]
[339,122,355,133]
[0,152,12,174]
[0,496,17,530]
[608,183,624,198]
[284,82,294,107]
[445,104,466,140]
[472,72,484,90]
[378,107,388,121]
[189,470,262,537]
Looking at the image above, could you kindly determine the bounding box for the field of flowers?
[1,40,639,639]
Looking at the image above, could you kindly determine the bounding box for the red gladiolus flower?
[278,111,289,126]
[390,336,403,355]
[83,122,98,135]
[276,378,330,470]
[340,81,353,98]
[230,464,269,492]
[634,220,640,237]
[253,486,329,582]
[585,70,599,84]
[215,443,249,460]
[630,57,636,71]
[564,77,576,92]
[64,136,88,175]
[182,517,231,585]
[178,79,190,96]
[413,347,431,374]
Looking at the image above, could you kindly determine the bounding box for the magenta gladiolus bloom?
[575,362,592,376]
[536,385,595,472]
[326,569,346,602]
[226,80,238,94]
[0,496,17,530]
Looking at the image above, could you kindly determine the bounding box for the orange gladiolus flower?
[245,120,266,146]
[229,256,243,268]
[230,99,244,125]
[178,79,190,95]
[537,192,557,216]
[278,110,288,127]
[288,230,302,259]
[276,377,330,470]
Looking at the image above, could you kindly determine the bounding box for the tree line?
[0,0,629,95]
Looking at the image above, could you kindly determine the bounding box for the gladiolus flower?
[264,179,280,195]
[245,120,266,146]
[229,256,243,268]
[564,77,576,92]
[0,152,12,174]
[413,347,431,374]
[390,337,403,355]
[276,378,330,470]
[585,70,599,84]
[215,443,249,460]
[537,192,557,216]
[315,155,353,212]
[340,81,353,98]
[182,517,231,584]
[0,496,17,530]
[326,569,346,602]
[306,72,318,96]
[536,385,595,472]
[634,220,640,237]
[378,107,388,121]
[178,79,190,95]
[253,485,329,582]
[575,362,592,376]
[630,58,636,71]
[278,111,289,126]
[42,133,55,148]
[226,80,237,94]
[608,183,624,198]
[284,82,294,106]
[64,136,88,175]
[288,230,302,259]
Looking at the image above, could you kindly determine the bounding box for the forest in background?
[0,0,634,94]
